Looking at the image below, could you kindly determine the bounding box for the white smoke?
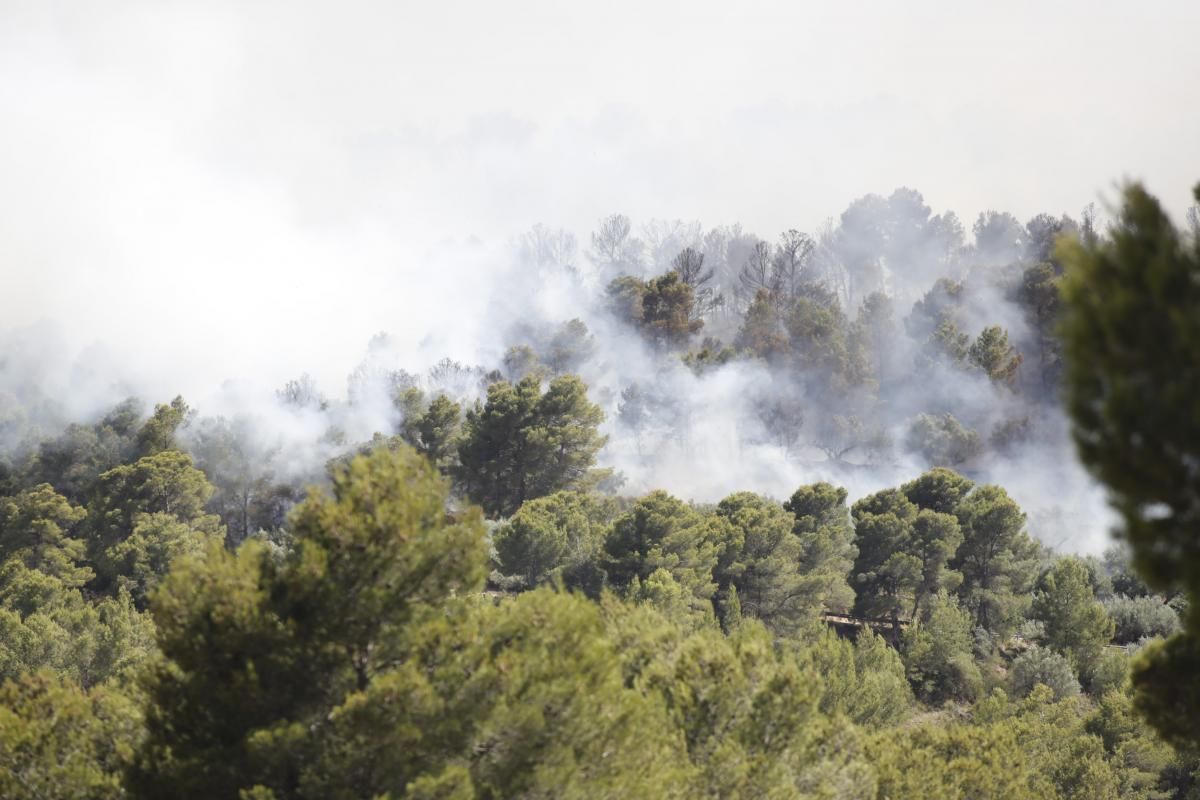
[8,0,1192,552]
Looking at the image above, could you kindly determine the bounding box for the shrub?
[1086,648,1131,696]
[1102,594,1180,644]
[1010,646,1081,700]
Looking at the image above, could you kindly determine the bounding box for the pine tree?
[456,375,607,516]
[1059,182,1200,745]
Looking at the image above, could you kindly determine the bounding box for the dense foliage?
[0,183,1198,797]
[0,437,1194,797]
[1060,182,1200,748]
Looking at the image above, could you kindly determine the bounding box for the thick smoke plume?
[8,0,1196,553]
[2,192,1118,552]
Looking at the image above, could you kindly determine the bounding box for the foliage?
[608,607,877,798]
[1059,182,1200,745]
[870,713,1058,799]
[606,274,646,325]
[952,484,1040,638]
[1103,594,1181,644]
[407,393,463,471]
[794,628,913,728]
[1085,690,1182,800]
[309,590,692,799]
[134,396,190,458]
[1031,557,1116,676]
[131,446,489,797]
[3,180,1199,795]
[886,686,1136,800]
[1017,262,1064,393]
[969,326,1023,387]
[906,412,981,466]
[641,271,704,348]
[456,375,607,517]
[903,592,983,704]
[850,489,922,626]
[87,450,221,561]
[545,318,596,374]
[850,487,966,625]
[1129,634,1200,748]
[711,491,814,635]
[608,271,703,349]
[492,490,615,590]
[0,421,1189,797]
[602,490,721,617]
[187,415,297,546]
[902,467,975,515]
[784,482,857,613]
[1010,646,1081,700]
[1102,543,1153,598]
[907,277,965,341]
[24,399,144,502]
[681,339,736,375]
[0,483,90,587]
[1085,649,1132,699]
[922,317,972,367]
[735,289,788,359]
[0,670,141,800]
[0,563,154,687]
[784,296,873,392]
[101,512,223,605]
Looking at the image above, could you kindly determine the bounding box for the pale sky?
[2,0,1198,394]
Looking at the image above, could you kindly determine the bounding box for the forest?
[0,182,1198,799]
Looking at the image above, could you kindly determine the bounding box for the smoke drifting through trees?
[0,187,1127,551]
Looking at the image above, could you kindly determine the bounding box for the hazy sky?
[3,0,1198,394]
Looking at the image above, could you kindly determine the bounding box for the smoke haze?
[3,0,1199,552]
